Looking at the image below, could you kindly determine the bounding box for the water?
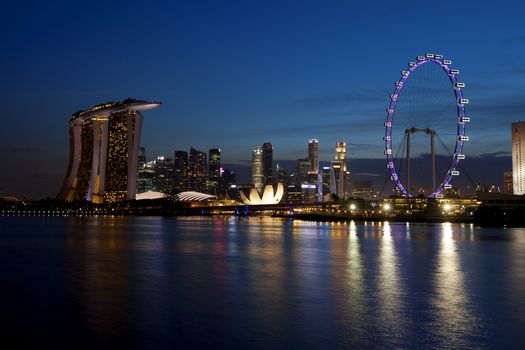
[1,216,524,349]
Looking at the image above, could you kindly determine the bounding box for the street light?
[350,204,356,211]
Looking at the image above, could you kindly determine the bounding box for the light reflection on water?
[432,223,477,348]
[0,216,524,348]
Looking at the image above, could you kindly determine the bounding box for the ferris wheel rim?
[384,54,469,198]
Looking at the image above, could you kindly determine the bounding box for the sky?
[1,0,524,198]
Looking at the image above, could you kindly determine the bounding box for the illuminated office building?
[138,147,146,166]
[330,160,345,199]
[335,141,347,168]
[153,156,174,194]
[58,99,160,203]
[137,160,156,194]
[295,158,311,186]
[207,148,221,195]
[221,168,236,197]
[308,139,319,173]
[189,147,207,193]
[173,151,189,192]
[262,142,273,185]
[252,146,264,193]
[321,166,331,200]
[334,141,351,198]
[512,122,525,195]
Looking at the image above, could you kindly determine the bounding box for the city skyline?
[2,0,525,198]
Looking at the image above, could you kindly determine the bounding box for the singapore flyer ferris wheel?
[384,53,470,198]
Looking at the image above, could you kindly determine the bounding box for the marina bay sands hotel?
[57,99,161,203]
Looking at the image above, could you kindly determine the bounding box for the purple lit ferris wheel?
[384,54,470,198]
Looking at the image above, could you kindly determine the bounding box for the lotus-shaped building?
[240,183,284,205]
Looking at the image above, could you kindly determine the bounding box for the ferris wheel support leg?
[406,130,411,195]
[431,132,436,192]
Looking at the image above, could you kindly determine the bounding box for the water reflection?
[64,218,133,343]
[376,222,405,347]
[3,216,523,348]
[431,223,477,347]
[341,221,367,346]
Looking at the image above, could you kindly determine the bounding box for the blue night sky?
[1,0,524,198]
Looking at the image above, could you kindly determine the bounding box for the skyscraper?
[513,122,525,195]
[57,99,160,203]
[330,160,345,199]
[221,168,236,197]
[189,147,207,193]
[321,166,331,200]
[207,148,221,195]
[137,159,156,193]
[308,139,319,173]
[334,141,351,198]
[276,163,287,185]
[173,150,189,192]
[252,146,264,193]
[153,156,174,194]
[295,158,311,186]
[138,147,146,167]
[335,141,347,170]
[262,142,273,185]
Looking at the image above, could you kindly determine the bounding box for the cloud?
[500,35,525,48]
[248,119,382,137]
[468,93,525,121]
[297,90,388,108]
[509,67,525,74]
[475,151,511,158]
[298,94,373,106]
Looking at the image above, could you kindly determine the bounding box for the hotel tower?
[57,99,161,203]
